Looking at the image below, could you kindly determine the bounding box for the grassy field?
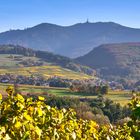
[47,89,133,105]
[0,83,135,106]
[0,54,92,79]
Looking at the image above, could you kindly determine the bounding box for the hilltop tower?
[86,18,89,23]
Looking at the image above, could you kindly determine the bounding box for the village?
[0,74,124,90]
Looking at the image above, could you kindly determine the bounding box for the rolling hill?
[0,45,95,79]
[1,22,140,58]
[76,43,140,81]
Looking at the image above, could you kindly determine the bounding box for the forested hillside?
[76,43,140,82]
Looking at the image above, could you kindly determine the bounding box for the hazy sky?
[0,0,140,32]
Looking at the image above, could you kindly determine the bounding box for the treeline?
[0,44,95,75]
[0,45,35,56]
[70,80,109,95]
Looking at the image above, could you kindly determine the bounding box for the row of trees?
[70,81,109,95]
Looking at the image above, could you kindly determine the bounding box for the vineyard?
[0,54,92,80]
[0,65,91,80]
[0,86,140,139]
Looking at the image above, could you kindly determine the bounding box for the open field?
[0,83,136,106]
[47,89,133,106]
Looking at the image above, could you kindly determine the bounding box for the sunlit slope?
[0,45,95,76]
[0,65,92,79]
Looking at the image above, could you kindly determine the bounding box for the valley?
[0,46,135,108]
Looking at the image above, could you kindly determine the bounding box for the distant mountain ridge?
[1,22,140,57]
[76,43,140,81]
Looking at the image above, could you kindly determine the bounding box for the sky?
[0,0,140,32]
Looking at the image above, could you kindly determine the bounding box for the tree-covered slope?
[76,43,140,81]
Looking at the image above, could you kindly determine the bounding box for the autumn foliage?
[0,86,139,139]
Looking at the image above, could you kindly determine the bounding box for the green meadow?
[0,83,134,106]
